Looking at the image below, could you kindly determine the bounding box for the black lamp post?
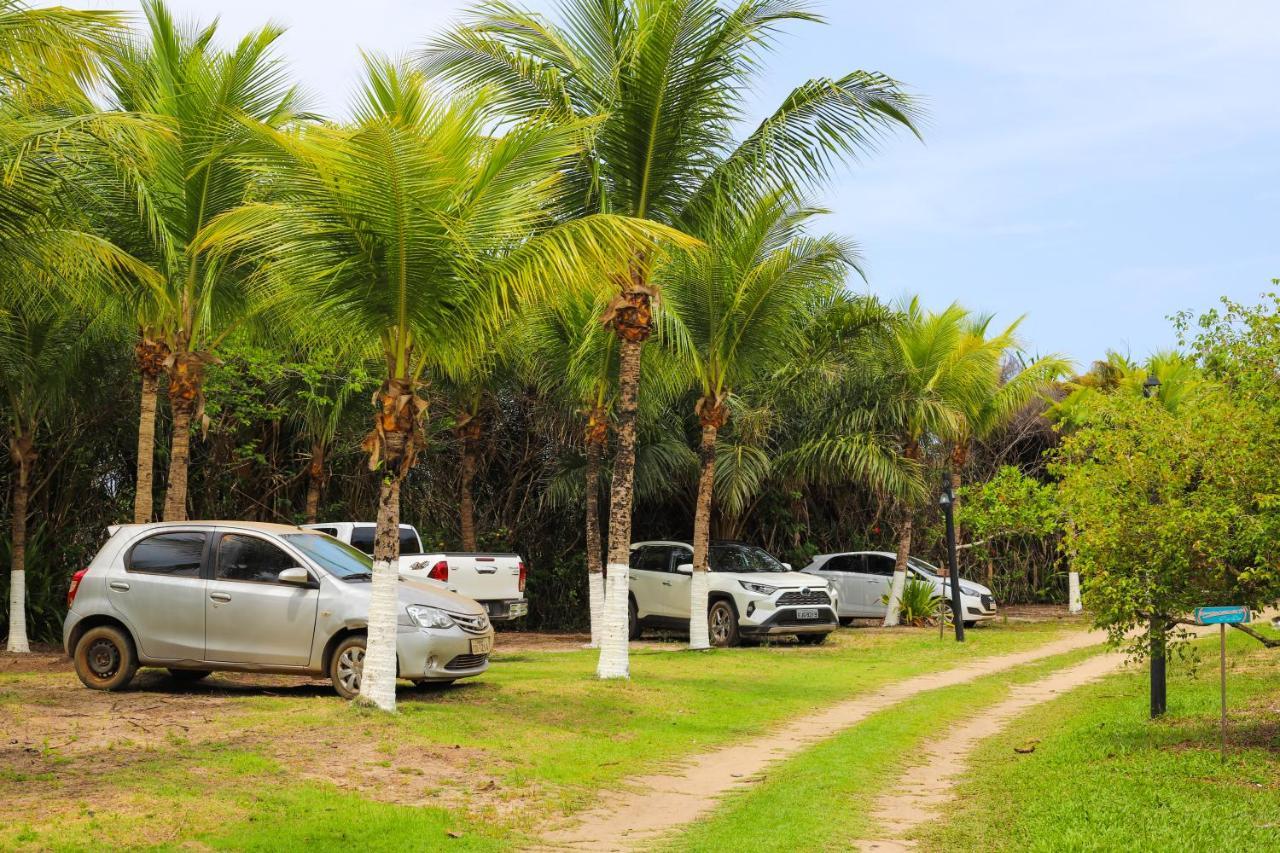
[1143,373,1165,717]
[939,476,965,642]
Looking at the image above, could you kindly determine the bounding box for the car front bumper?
[740,606,839,636]
[396,624,494,681]
[961,594,998,623]
[482,598,528,621]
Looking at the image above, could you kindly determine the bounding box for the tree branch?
[1230,622,1280,648]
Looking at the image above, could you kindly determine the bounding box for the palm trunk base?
[360,476,402,712]
[6,568,29,653]
[1068,571,1083,613]
[596,563,630,679]
[587,571,604,648]
[883,570,908,627]
[688,570,711,650]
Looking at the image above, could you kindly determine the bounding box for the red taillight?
[518,561,527,593]
[67,569,88,607]
[428,560,449,582]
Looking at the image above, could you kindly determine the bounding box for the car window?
[399,528,421,555]
[312,526,338,538]
[671,547,693,570]
[710,545,788,573]
[348,526,375,555]
[282,533,373,579]
[215,534,300,584]
[126,532,206,577]
[822,555,857,572]
[866,555,897,576]
[635,546,672,572]
[908,557,941,577]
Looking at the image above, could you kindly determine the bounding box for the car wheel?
[73,625,138,691]
[167,668,212,684]
[797,633,828,646]
[964,620,977,629]
[838,617,855,627]
[627,597,641,641]
[707,600,739,648]
[330,635,367,700]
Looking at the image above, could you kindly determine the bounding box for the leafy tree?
[1,303,98,651]
[660,192,853,647]
[200,58,681,710]
[956,465,1060,600]
[426,0,920,677]
[1052,389,1280,660]
[98,0,307,522]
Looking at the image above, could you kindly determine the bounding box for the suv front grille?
[777,589,831,606]
[980,594,994,610]
[451,612,491,634]
[775,609,837,627]
[445,653,489,670]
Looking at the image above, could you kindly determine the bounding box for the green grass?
[0,622,1080,851]
[658,644,1103,852]
[917,630,1280,851]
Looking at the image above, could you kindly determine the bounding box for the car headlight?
[407,605,456,629]
[739,580,778,596]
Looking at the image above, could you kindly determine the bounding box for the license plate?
[509,601,528,617]
[470,636,493,655]
[796,608,819,620]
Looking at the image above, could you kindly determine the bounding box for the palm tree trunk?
[689,397,726,651]
[304,440,325,524]
[584,415,606,649]
[949,442,967,572]
[6,434,33,653]
[163,400,193,521]
[883,511,913,627]
[133,372,160,524]
[598,334,644,679]
[459,447,478,552]
[360,376,426,713]
[162,351,202,522]
[362,454,403,712]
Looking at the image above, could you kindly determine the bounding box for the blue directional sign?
[1193,606,1250,625]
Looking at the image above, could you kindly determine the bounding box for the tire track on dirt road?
[535,630,1109,852]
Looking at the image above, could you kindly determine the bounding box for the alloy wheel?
[709,605,732,645]
[337,646,365,694]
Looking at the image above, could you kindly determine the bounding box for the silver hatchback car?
[63,521,495,698]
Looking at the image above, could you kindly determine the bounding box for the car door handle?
[209,592,232,602]
[661,581,672,587]
[109,581,130,592]
[475,566,497,574]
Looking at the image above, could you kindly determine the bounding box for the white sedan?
[801,551,997,626]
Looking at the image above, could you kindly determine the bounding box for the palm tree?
[425,0,920,678]
[661,192,854,647]
[521,291,618,646]
[0,0,121,102]
[1,303,96,652]
[878,299,999,627]
[199,58,684,710]
[99,0,308,522]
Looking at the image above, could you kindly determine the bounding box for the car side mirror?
[782,562,792,571]
[675,563,693,574]
[278,567,312,586]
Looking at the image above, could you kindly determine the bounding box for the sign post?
[1193,606,1251,761]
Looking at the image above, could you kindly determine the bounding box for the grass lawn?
[657,643,1103,852]
[1,621,1077,851]
[917,628,1280,851]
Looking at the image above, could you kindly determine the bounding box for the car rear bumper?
[397,625,493,681]
[482,598,528,622]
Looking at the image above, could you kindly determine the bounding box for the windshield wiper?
[343,571,373,581]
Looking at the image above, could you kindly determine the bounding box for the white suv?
[627,540,839,647]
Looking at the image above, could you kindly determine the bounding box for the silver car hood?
[731,571,828,589]
[335,575,487,616]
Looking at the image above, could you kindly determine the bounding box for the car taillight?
[518,561,527,593]
[428,560,449,582]
[67,569,88,607]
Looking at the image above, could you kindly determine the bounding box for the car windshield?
[908,557,941,576]
[710,544,789,573]
[283,533,373,580]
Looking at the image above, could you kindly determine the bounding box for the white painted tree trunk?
[688,570,711,650]
[596,563,630,678]
[882,570,908,627]
[6,568,28,653]
[587,571,605,648]
[359,558,399,711]
[1068,571,1082,613]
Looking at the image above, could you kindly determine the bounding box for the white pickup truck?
[303,522,529,622]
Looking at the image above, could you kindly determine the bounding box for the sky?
[69,0,1280,365]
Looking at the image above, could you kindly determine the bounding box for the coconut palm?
[198,58,685,710]
[0,0,121,102]
[97,0,308,523]
[0,302,97,652]
[660,192,854,647]
[425,0,920,678]
[877,299,1002,627]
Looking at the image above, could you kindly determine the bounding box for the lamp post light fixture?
[939,476,965,642]
[1142,373,1165,717]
